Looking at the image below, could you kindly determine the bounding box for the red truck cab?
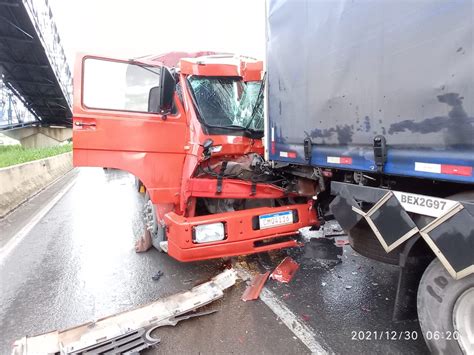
[73,52,318,261]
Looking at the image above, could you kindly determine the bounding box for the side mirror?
[202,139,214,149]
[148,66,175,115]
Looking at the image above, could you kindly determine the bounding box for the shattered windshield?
[188,76,263,131]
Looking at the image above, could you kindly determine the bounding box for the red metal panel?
[241,272,270,301]
[187,178,288,199]
[270,257,299,283]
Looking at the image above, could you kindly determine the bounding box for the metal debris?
[270,256,299,283]
[241,271,270,301]
[12,269,237,355]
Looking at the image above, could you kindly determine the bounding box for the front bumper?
[164,202,317,262]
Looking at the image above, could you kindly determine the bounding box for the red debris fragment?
[270,256,299,283]
[335,238,349,246]
[241,271,270,301]
[302,314,311,321]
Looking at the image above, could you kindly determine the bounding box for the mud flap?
[419,203,474,280]
[329,184,364,231]
[330,182,474,280]
[352,191,418,252]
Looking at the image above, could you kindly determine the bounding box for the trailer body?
[267,0,473,183]
[267,2,474,352]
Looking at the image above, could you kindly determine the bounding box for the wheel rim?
[453,287,474,354]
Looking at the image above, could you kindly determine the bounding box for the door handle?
[74,121,96,127]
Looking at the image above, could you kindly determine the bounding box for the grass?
[0,144,72,168]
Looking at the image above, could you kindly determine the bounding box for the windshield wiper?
[244,72,266,130]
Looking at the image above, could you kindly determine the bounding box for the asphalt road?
[0,168,430,354]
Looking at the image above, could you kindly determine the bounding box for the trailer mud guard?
[330,181,474,280]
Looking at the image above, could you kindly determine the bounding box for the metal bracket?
[216,161,228,194]
[373,135,387,173]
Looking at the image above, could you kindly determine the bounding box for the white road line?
[0,178,76,266]
[237,269,330,354]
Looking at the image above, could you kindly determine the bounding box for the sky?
[48,0,266,69]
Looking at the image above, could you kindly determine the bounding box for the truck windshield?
[188,76,263,132]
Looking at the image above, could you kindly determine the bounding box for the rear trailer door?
[266,0,474,183]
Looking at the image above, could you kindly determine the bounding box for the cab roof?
[140,52,263,81]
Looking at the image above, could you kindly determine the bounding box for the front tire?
[417,258,474,354]
[144,193,167,253]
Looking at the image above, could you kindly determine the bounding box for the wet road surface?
[0,168,429,354]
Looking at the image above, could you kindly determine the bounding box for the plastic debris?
[335,238,350,246]
[270,256,299,283]
[321,282,327,287]
[345,285,353,290]
[241,271,270,301]
[12,269,237,354]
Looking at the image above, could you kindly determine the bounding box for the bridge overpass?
[0,0,72,145]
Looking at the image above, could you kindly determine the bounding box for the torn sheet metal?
[12,269,237,355]
[241,271,270,301]
[270,257,299,283]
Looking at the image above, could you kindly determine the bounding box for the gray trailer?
[266,0,474,353]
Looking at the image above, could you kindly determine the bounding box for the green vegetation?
[0,144,72,168]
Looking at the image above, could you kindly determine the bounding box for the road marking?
[236,269,330,354]
[0,178,76,266]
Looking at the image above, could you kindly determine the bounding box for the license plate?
[259,211,294,229]
[392,191,458,218]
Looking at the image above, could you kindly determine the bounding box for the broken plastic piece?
[12,269,237,355]
[270,256,299,283]
[241,271,270,301]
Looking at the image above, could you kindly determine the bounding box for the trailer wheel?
[348,222,401,265]
[143,193,167,253]
[417,258,474,354]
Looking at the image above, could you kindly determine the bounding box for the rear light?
[193,222,225,243]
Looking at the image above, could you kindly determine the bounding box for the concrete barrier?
[0,152,73,217]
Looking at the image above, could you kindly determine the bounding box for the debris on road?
[334,237,349,246]
[11,269,237,355]
[270,256,299,283]
[345,285,353,290]
[152,270,164,281]
[241,271,270,301]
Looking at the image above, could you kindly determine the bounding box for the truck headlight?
[193,222,225,243]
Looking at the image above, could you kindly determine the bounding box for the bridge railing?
[22,0,72,108]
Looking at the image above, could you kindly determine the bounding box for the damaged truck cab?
[73,52,318,261]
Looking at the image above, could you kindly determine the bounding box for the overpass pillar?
[3,127,72,148]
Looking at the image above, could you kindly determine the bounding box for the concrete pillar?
[2,126,72,148]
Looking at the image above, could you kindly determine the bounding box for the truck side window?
[83,58,162,113]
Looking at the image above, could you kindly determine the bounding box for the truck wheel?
[143,193,167,253]
[348,222,401,265]
[417,258,474,354]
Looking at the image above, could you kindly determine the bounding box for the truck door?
[73,55,188,205]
